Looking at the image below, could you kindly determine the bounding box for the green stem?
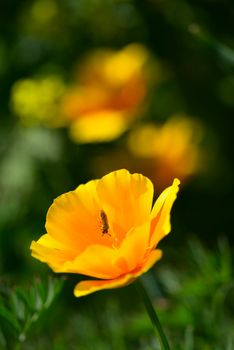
[13,343,22,350]
[135,279,171,350]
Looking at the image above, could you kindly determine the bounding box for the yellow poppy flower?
[61,44,151,143]
[127,115,204,189]
[30,169,179,297]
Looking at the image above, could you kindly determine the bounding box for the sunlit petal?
[96,169,153,242]
[45,179,112,252]
[149,179,180,248]
[118,222,151,271]
[74,249,162,297]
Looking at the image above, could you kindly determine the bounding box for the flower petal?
[32,233,66,249]
[96,169,153,243]
[45,179,114,253]
[117,222,150,271]
[61,244,123,279]
[30,234,76,272]
[149,178,180,248]
[74,249,162,297]
[31,236,123,279]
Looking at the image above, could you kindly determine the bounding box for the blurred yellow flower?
[69,111,128,143]
[30,169,179,297]
[11,75,66,127]
[127,115,204,188]
[61,44,151,143]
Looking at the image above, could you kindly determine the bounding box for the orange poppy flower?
[61,44,151,143]
[127,115,204,189]
[30,169,179,297]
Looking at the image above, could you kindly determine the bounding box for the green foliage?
[0,276,64,349]
[154,238,234,349]
[0,240,231,349]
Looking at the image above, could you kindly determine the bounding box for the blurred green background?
[0,0,234,349]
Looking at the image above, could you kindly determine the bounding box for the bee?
[100,210,110,236]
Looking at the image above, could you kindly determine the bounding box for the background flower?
[11,75,66,127]
[127,115,205,189]
[61,44,152,142]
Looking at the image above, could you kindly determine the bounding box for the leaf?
[0,327,7,347]
[0,303,21,332]
[44,276,64,308]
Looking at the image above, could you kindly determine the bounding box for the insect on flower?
[100,210,110,236]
